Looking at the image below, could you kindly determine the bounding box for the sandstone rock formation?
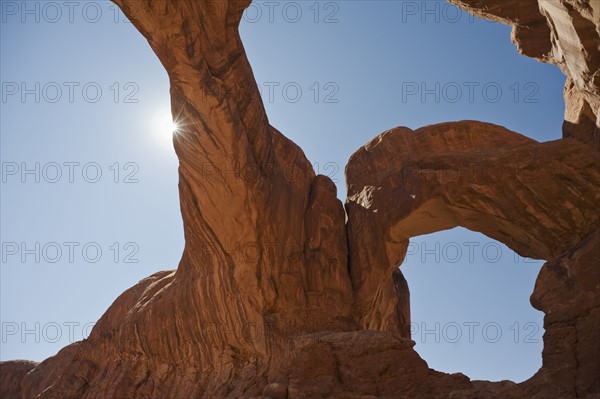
[1,1,598,398]
[449,0,600,144]
[346,121,600,398]
[0,361,37,399]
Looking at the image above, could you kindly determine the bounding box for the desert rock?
[1,1,598,398]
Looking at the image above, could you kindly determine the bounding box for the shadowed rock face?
[1,1,598,398]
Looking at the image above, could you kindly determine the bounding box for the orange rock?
[449,0,600,145]
[1,1,598,398]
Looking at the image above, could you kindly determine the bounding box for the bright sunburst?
[152,107,179,147]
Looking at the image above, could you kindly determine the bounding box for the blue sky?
[1,0,564,383]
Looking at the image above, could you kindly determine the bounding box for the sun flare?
[152,108,179,147]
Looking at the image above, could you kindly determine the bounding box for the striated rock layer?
[1,1,598,398]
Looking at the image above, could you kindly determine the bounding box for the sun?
[152,107,179,147]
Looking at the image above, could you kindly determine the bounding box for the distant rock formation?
[1,1,598,398]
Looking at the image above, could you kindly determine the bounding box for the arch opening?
[401,226,545,382]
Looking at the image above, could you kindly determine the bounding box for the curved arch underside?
[346,120,599,321]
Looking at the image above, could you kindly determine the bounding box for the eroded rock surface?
[345,121,600,398]
[1,0,598,398]
[449,0,600,144]
[0,361,37,399]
